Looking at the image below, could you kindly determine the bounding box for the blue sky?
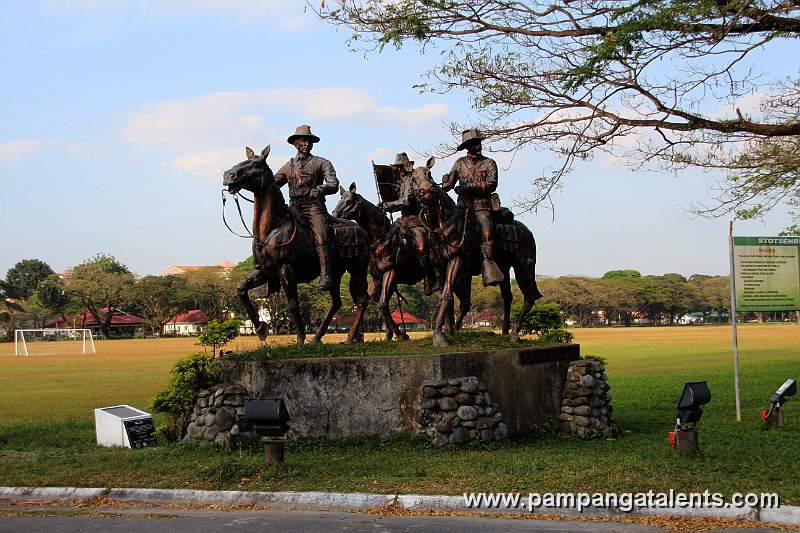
[0,1,793,279]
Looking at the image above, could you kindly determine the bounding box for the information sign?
[732,236,800,312]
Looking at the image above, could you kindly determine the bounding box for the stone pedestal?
[559,358,617,437]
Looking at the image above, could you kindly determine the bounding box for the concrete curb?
[0,487,797,526]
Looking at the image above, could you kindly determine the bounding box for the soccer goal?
[14,328,96,356]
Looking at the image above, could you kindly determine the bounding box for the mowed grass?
[0,324,798,501]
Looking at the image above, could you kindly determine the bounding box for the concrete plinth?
[218,344,579,438]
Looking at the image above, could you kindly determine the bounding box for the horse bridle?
[221,184,297,247]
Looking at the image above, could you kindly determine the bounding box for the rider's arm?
[441,161,459,192]
[315,157,339,196]
[274,162,290,188]
[383,179,412,212]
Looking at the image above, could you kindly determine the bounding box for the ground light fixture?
[669,381,711,453]
[244,398,291,465]
[761,378,797,430]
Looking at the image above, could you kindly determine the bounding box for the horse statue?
[414,158,543,346]
[222,146,370,346]
[332,177,472,340]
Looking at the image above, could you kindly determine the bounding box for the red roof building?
[46,307,145,337]
[164,309,210,336]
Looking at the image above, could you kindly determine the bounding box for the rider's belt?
[290,196,324,207]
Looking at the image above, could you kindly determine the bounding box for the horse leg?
[369,277,393,341]
[313,274,342,345]
[279,265,305,346]
[346,268,368,344]
[381,269,408,341]
[500,275,512,336]
[512,276,537,342]
[433,256,463,347]
[237,269,270,340]
[454,278,471,331]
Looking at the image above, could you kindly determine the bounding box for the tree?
[128,275,190,336]
[0,279,23,339]
[198,319,239,357]
[538,276,601,327]
[33,274,75,324]
[4,259,54,299]
[180,267,238,321]
[64,254,135,338]
[320,1,800,223]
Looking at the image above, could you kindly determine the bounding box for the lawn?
[0,325,798,503]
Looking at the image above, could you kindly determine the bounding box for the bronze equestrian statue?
[378,153,441,296]
[332,172,472,340]
[222,140,369,346]
[274,125,338,291]
[416,130,543,346]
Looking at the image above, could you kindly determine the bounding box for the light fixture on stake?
[668,381,711,453]
[244,398,290,465]
[761,378,796,429]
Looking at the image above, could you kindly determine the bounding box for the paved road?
[0,506,785,532]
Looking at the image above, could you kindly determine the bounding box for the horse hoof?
[511,333,520,343]
[398,334,410,342]
[309,338,320,347]
[432,331,449,347]
[256,323,269,341]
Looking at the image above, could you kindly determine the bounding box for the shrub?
[512,302,573,343]
[150,352,219,442]
[198,319,239,357]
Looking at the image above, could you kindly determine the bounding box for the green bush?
[150,352,219,442]
[512,302,573,343]
[198,319,239,357]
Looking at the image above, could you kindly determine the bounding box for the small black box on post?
[244,398,290,465]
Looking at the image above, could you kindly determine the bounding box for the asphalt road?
[0,507,785,533]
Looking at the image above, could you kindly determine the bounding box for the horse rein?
[221,187,297,247]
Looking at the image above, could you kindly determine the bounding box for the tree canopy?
[4,259,54,299]
[320,0,800,224]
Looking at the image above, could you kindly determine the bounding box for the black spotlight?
[244,398,290,465]
[762,378,796,429]
[670,381,711,453]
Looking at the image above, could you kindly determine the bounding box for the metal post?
[728,221,742,422]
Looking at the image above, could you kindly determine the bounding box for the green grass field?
[0,325,798,502]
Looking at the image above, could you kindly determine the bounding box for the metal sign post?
[728,221,742,422]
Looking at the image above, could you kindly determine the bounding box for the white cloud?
[375,103,450,126]
[124,88,376,150]
[0,139,42,163]
[166,147,292,182]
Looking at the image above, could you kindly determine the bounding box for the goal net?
[14,329,96,356]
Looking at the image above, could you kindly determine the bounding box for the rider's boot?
[318,243,333,291]
[480,240,504,287]
[420,255,441,296]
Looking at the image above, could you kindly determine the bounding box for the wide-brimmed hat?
[392,152,414,167]
[287,124,320,144]
[457,127,485,151]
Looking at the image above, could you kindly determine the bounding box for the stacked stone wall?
[559,358,616,437]
[416,376,509,447]
[184,384,258,449]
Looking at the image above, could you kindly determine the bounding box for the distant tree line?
[2,257,793,340]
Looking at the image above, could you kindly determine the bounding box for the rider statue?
[274,125,339,291]
[379,152,441,296]
[441,127,505,287]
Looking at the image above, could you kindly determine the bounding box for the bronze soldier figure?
[441,128,505,286]
[274,125,339,290]
[379,153,441,295]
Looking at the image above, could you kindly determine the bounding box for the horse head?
[223,146,274,194]
[332,182,364,220]
[412,156,438,206]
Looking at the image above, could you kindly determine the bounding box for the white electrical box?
[94,405,158,449]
